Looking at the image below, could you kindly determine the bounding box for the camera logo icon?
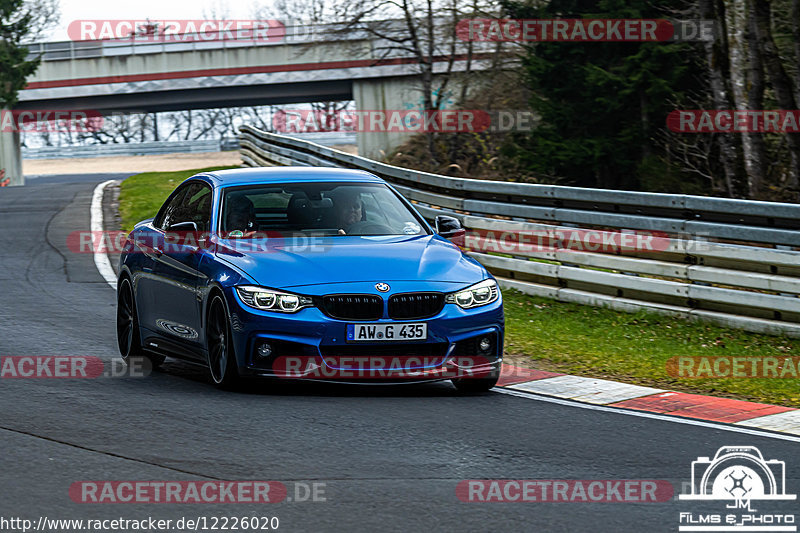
[680,446,796,502]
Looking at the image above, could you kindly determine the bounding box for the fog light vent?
[479,337,492,352]
[257,343,273,358]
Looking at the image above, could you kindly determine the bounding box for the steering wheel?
[345,221,395,235]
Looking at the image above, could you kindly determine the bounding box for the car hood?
[215,234,486,292]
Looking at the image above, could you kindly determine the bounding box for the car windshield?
[220,181,429,237]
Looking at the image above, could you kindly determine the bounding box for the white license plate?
[346,323,427,342]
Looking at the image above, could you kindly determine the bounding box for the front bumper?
[224,286,504,382]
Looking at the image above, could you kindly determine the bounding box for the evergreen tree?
[502,0,705,191]
[1,0,41,108]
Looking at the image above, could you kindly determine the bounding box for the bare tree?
[161,110,214,141]
[253,0,338,25]
[333,0,503,162]
[744,0,768,194]
[91,113,150,144]
[75,113,151,145]
[752,0,800,193]
[253,0,352,135]
[699,0,749,197]
[727,0,770,195]
[793,0,800,104]
[213,107,241,140]
[192,109,225,140]
[18,0,60,41]
[160,111,187,141]
[243,106,276,132]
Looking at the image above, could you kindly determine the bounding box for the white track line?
[91,180,118,290]
[494,388,800,443]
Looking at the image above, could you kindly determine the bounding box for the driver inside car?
[225,195,258,238]
[333,191,364,235]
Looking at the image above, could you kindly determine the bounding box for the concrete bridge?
[1,22,488,186]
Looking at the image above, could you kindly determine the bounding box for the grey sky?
[47,0,264,41]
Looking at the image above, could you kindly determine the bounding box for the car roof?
[191,167,385,188]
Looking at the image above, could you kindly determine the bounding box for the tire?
[116,277,165,370]
[451,366,500,393]
[206,294,240,388]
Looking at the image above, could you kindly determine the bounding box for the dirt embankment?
[23,151,244,176]
[23,144,359,176]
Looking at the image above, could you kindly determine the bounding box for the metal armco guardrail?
[239,124,800,338]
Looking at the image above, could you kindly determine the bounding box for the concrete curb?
[498,364,800,436]
[91,180,119,289]
[102,180,122,278]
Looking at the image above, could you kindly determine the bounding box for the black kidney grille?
[322,294,383,320]
[388,293,445,320]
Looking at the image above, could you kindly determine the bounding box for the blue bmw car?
[117,167,504,391]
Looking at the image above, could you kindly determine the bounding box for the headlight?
[445,279,499,309]
[235,285,314,313]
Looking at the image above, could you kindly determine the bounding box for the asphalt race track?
[1,174,798,532]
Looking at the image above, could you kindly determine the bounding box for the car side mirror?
[435,215,465,246]
[166,221,207,250]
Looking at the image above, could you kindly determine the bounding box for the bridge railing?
[239,124,800,338]
[25,21,373,61]
[26,19,485,62]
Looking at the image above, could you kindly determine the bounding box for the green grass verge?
[503,290,800,407]
[118,167,800,406]
[118,166,237,231]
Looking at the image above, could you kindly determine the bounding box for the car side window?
[156,185,191,230]
[183,184,212,231]
[157,182,212,231]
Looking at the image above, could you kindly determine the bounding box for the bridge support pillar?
[0,111,23,187]
[353,77,425,161]
[352,75,473,161]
